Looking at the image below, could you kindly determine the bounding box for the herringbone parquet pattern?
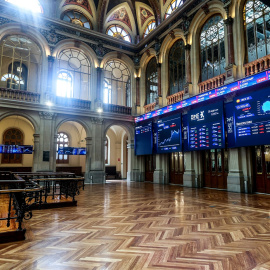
[0,181,270,270]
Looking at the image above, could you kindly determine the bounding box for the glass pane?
[264,145,270,174]
[224,150,228,172]
[255,146,263,173]
[211,150,216,172]
[217,149,222,172]
[175,153,179,171]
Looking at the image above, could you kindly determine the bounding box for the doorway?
[254,145,270,194]
[169,152,184,185]
[203,149,228,189]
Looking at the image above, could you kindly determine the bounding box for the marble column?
[184,44,192,98]
[154,155,164,184]
[227,148,245,192]
[157,63,162,107]
[127,139,142,182]
[32,133,40,172]
[45,56,55,103]
[183,151,196,187]
[84,137,92,184]
[95,67,103,110]
[224,17,237,83]
[136,77,140,106]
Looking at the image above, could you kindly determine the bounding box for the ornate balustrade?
[198,73,226,93]
[103,104,132,115]
[0,88,40,103]
[144,102,156,113]
[167,91,184,105]
[55,96,91,110]
[244,55,270,77]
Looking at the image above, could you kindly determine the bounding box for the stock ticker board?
[135,121,153,155]
[187,101,225,151]
[156,115,182,153]
[234,87,270,147]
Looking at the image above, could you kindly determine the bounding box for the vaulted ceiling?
[59,0,174,42]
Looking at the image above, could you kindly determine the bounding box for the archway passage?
[56,121,86,176]
[105,125,128,181]
[0,115,35,172]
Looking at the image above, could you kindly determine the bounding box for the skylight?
[5,0,43,13]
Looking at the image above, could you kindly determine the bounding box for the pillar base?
[127,170,142,182]
[89,170,105,184]
[183,83,192,99]
[153,170,164,184]
[183,170,196,187]
[224,64,237,84]
[227,170,245,193]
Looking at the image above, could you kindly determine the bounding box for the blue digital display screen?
[135,70,270,123]
[225,102,235,148]
[58,147,86,155]
[135,122,153,155]
[182,114,189,152]
[233,88,270,147]
[187,102,225,151]
[156,115,181,153]
[0,145,33,154]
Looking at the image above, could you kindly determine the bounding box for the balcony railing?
[244,55,270,77]
[0,88,40,103]
[167,91,184,105]
[56,96,91,110]
[103,104,132,115]
[144,102,156,113]
[198,73,226,93]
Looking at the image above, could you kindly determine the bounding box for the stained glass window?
[146,57,158,105]
[244,0,270,62]
[5,0,43,13]
[165,0,184,19]
[200,15,225,81]
[143,20,156,38]
[103,60,131,106]
[169,39,186,95]
[62,10,92,29]
[57,48,91,100]
[106,25,131,42]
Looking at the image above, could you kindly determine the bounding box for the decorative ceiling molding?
[63,0,93,17]
[108,7,132,31]
[140,7,153,27]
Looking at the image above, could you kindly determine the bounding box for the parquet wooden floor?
[0,181,270,270]
[0,195,18,232]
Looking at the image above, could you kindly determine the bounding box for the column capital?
[157,62,162,68]
[96,66,103,73]
[185,44,191,51]
[48,55,55,62]
[224,16,234,25]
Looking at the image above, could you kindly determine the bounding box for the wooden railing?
[244,55,270,77]
[103,104,132,115]
[198,73,226,93]
[56,96,91,110]
[144,102,156,113]
[0,88,40,103]
[167,91,184,105]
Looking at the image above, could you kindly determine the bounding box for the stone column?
[183,152,196,187]
[227,148,245,192]
[224,17,237,83]
[136,77,140,106]
[45,56,55,103]
[95,67,103,110]
[89,117,105,183]
[157,63,163,107]
[184,44,192,98]
[32,133,40,172]
[127,139,142,182]
[84,137,92,184]
[38,112,57,172]
[154,155,164,184]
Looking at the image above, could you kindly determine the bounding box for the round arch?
[188,0,227,94]
[103,120,133,140]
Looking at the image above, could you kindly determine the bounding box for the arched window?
[5,0,43,13]
[200,15,225,82]
[103,60,131,107]
[146,57,158,105]
[106,25,131,42]
[1,128,23,164]
[244,0,270,63]
[169,39,186,95]
[56,132,69,164]
[61,10,92,29]
[57,49,91,100]
[165,0,184,19]
[143,20,156,38]
[0,35,41,91]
